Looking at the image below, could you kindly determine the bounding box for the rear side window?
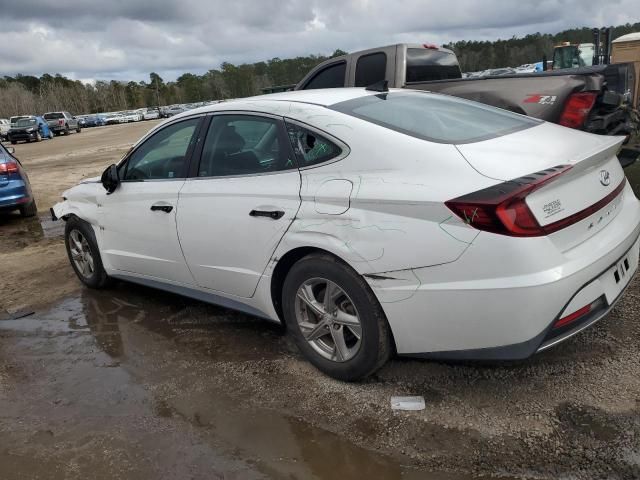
[285,122,343,167]
[406,48,462,82]
[355,52,387,87]
[302,62,346,90]
[44,113,64,119]
[198,115,293,177]
[330,92,540,144]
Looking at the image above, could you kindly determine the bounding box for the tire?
[11,140,16,144]
[64,125,70,135]
[76,126,81,133]
[19,198,37,217]
[48,131,53,139]
[64,217,112,289]
[35,131,42,142]
[282,253,392,381]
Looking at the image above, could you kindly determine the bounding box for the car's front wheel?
[282,253,392,381]
[65,217,112,289]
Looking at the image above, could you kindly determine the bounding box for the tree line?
[1,22,639,118]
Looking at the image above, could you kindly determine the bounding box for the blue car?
[84,115,106,127]
[0,143,37,216]
[8,116,53,144]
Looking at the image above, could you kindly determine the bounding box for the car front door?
[177,113,301,298]
[99,116,203,284]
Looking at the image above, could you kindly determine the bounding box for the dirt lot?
[1,125,640,479]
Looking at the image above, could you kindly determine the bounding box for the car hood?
[455,122,625,181]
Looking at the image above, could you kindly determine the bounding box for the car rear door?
[177,112,301,298]
[99,115,204,284]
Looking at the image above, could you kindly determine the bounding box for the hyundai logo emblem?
[600,170,611,186]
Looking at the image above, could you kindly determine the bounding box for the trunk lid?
[456,122,628,247]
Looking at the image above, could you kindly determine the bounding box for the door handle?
[249,209,285,220]
[150,204,173,213]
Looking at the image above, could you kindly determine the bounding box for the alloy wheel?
[294,278,362,362]
[69,230,95,279]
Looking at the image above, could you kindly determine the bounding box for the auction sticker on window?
[542,199,564,219]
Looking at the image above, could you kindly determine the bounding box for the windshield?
[16,118,37,127]
[330,92,540,144]
[406,48,462,82]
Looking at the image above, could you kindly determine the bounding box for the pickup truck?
[42,111,81,136]
[292,43,639,163]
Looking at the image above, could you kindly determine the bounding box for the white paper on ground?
[390,396,426,411]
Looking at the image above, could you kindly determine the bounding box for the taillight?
[423,43,438,49]
[0,159,19,174]
[445,165,571,237]
[558,92,597,129]
[58,119,64,126]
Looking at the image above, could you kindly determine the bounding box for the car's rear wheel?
[48,131,53,139]
[11,140,16,144]
[65,217,112,289]
[19,199,37,217]
[282,253,392,381]
[76,126,81,133]
[35,131,42,142]
[64,125,70,135]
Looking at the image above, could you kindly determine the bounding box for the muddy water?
[0,286,479,480]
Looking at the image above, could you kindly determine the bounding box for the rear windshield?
[330,92,540,144]
[43,113,64,119]
[406,49,462,82]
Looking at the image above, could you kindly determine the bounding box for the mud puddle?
[0,287,484,479]
[0,212,63,249]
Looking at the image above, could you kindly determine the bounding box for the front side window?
[330,92,540,144]
[285,122,343,167]
[122,117,199,180]
[302,62,346,90]
[198,115,293,177]
[355,52,387,87]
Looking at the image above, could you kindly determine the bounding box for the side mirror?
[6,146,15,154]
[101,164,120,194]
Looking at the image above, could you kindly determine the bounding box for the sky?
[0,0,638,83]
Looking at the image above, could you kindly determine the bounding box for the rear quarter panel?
[269,103,498,275]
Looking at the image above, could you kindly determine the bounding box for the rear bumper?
[368,183,640,358]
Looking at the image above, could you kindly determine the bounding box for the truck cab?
[295,44,461,90]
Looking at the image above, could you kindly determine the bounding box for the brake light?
[58,119,64,126]
[423,43,438,50]
[0,159,19,174]
[445,165,571,237]
[558,92,597,129]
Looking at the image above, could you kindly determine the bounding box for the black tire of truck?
[76,125,81,133]
[35,131,42,142]
[64,125,70,135]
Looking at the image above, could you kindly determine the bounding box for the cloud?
[0,0,637,81]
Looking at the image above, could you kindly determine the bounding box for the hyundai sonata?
[52,88,640,380]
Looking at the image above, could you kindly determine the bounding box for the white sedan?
[52,88,640,380]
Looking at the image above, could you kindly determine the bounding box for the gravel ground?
[1,127,640,479]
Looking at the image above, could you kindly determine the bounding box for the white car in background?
[52,88,640,381]
[142,108,160,120]
[0,118,10,139]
